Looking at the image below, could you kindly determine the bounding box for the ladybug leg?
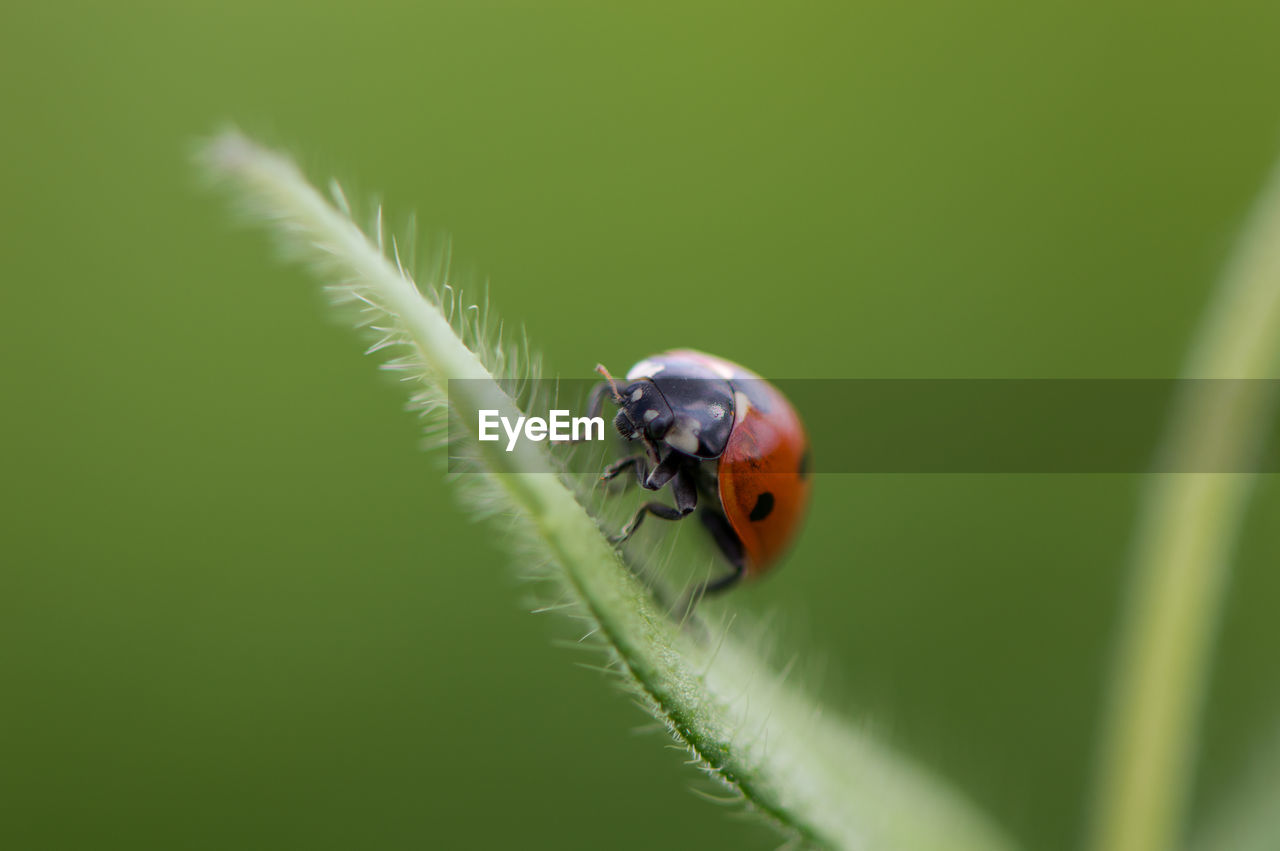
[642,450,686,490]
[609,463,697,545]
[601,440,671,487]
[697,510,746,572]
[585,380,614,418]
[600,453,647,484]
[675,511,746,616]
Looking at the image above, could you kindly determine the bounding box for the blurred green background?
[4,2,1280,849]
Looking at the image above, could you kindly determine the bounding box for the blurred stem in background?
[1190,725,1280,851]
[1087,159,1280,851]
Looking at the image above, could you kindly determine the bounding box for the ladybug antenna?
[595,363,623,401]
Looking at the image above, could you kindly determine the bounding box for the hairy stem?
[200,129,1016,851]
[1086,159,1280,851]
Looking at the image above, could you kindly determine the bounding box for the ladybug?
[587,349,811,600]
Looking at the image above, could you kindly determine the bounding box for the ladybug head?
[613,381,674,443]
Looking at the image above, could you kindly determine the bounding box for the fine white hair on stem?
[198,128,1017,851]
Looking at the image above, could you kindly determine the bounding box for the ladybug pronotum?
[588,349,811,600]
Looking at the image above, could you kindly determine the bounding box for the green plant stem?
[1086,160,1280,851]
[1190,725,1280,851]
[201,130,1017,851]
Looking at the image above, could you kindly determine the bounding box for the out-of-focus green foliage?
[3,3,1280,850]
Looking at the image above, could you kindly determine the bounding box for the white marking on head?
[629,387,644,402]
[643,409,659,422]
[626,359,665,380]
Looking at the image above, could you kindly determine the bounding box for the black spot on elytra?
[749,491,775,522]
[797,449,811,479]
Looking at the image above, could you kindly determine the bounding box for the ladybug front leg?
[582,379,618,422]
[609,463,698,545]
[602,447,681,490]
[600,454,647,484]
